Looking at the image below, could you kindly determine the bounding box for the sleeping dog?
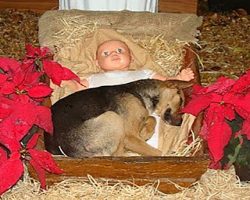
[44,79,192,157]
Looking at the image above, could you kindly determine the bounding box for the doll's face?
[96,40,132,71]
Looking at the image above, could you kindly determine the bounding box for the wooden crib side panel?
[27,156,209,194]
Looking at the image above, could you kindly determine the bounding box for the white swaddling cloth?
[146,113,160,148]
[86,69,155,88]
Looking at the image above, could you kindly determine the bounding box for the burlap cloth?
[38,10,202,155]
[39,10,202,50]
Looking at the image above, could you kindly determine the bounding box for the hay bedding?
[2,167,250,199]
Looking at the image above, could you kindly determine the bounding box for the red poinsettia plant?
[182,70,250,169]
[0,44,80,194]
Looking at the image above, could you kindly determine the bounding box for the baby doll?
[63,40,194,91]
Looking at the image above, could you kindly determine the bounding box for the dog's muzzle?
[163,108,183,126]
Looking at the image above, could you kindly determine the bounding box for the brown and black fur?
[44,79,191,157]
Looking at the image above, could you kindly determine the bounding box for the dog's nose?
[164,108,183,126]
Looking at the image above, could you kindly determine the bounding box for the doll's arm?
[61,79,89,92]
[152,68,194,82]
[151,73,167,81]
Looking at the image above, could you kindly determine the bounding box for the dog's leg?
[124,135,162,156]
[112,134,126,156]
[139,116,156,141]
[112,143,125,156]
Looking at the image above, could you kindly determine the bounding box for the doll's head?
[96,40,133,71]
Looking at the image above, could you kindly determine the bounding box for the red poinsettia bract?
[182,70,250,169]
[0,44,80,194]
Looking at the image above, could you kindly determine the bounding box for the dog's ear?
[164,80,194,89]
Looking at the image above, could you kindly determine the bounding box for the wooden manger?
[20,5,209,193]
[27,45,209,194]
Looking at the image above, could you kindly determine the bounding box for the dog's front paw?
[139,116,156,141]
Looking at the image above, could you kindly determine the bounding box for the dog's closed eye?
[179,96,184,107]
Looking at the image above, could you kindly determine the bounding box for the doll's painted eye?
[102,51,110,57]
[116,48,124,53]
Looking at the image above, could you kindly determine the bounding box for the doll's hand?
[176,68,194,81]
[79,79,89,89]
[61,79,88,92]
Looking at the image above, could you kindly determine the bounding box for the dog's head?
[155,80,193,126]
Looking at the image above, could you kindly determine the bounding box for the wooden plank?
[27,156,209,193]
[158,0,198,14]
[0,0,58,13]
[182,45,200,103]
[181,45,204,145]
